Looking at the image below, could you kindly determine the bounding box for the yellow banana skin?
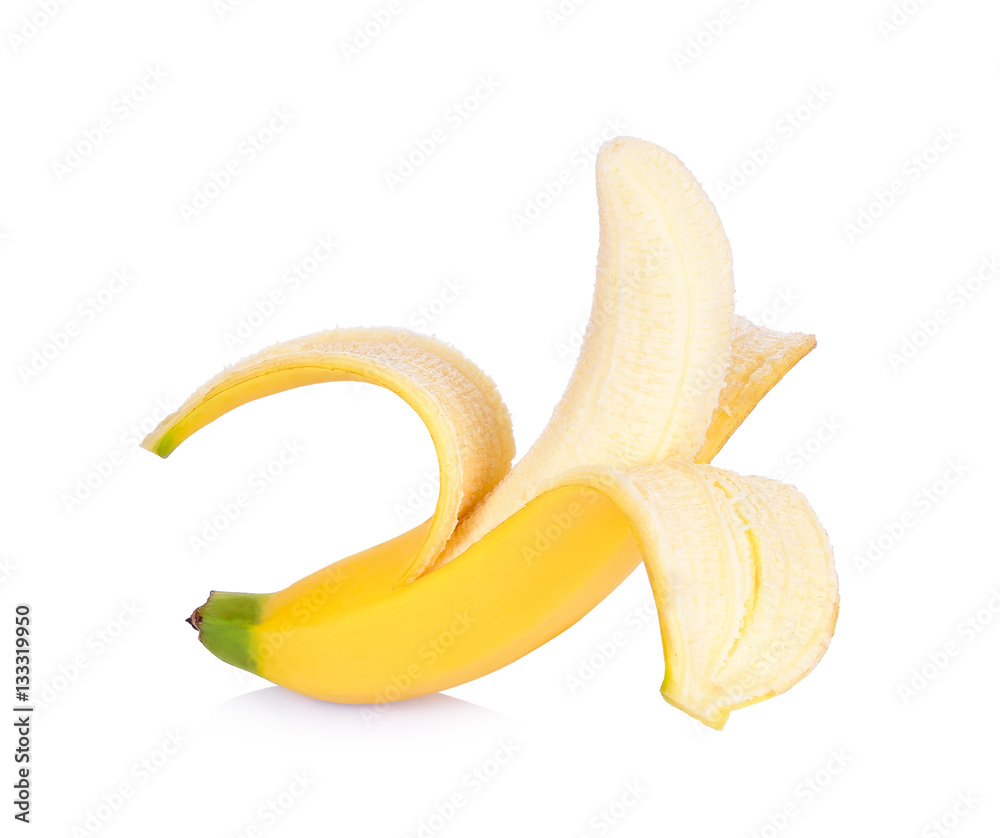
[245,487,634,703]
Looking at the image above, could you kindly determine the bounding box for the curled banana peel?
[144,137,838,729]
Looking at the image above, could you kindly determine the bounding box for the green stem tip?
[188,591,269,675]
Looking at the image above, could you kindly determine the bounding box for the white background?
[3,0,999,835]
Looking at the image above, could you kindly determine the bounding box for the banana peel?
[144,137,838,728]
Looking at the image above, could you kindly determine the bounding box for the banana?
[144,137,838,728]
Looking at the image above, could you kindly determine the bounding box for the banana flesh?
[437,138,735,570]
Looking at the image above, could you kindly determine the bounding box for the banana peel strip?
[144,327,516,581]
[553,461,837,729]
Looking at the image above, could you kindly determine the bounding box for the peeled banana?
[144,137,838,728]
